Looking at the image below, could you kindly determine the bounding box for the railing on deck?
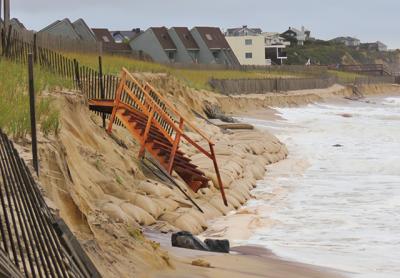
[108,68,228,205]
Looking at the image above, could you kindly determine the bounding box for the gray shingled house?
[39,18,81,40]
[129,27,177,63]
[39,18,96,41]
[73,19,97,42]
[168,27,200,63]
[191,27,239,66]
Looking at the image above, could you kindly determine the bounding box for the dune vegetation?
[0,58,73,138]
[66,52,310,90]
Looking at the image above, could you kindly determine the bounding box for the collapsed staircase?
[88,68,228,206]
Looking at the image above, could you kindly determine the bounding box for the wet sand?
[146,231,347,278]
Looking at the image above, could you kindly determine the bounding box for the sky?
[6,0,400,49]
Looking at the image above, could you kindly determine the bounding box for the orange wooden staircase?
[88,68,228,206]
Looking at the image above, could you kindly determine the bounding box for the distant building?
[111,29,142,43]
[281,26,311,46]
[191,26,239,66]
[225,26,288,65]
[331,36,360,47]
[262,32,289,65]
[226,34,266,65]
[9,18,26,32]
[129,27,177,63]
[168,27,200,63]
[225,25,262,36]
[39,18,96,41]
[263,32,290,47]
[360,41,388,52]
[39,18,82,40]
[91,28,115,43]
[73,19,97,42]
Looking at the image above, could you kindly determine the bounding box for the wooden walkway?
[89,68,228,206]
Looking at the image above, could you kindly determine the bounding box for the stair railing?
[107,68,228,206]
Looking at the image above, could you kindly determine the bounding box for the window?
[245,39,252,45]
[168,51,175,60]
[205,34,213,41]
[245,52,253,59]
[102,36,110,42]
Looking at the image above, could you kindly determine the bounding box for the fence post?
[98,56,106,128]
[33,33,37,63]
[4,24,11,57]
[28,53,39,176]
[0,27,4,57]
[73,59,81,90]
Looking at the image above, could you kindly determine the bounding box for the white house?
[225,26,288,65]
[225,35,266,65]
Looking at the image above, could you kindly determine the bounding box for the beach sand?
[145,231,346,278]
[19,78,400,277]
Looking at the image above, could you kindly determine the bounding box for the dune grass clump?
[0,59,72,138]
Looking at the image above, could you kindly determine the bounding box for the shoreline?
[151,86,400,278]
[146,231,348,278]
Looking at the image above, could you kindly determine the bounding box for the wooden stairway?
[88,68,228,206]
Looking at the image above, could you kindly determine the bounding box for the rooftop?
[171,27,199,50]
[151,27,176,50]
[194,27,230,49]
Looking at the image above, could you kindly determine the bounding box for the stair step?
[133,120,172,138]
[149,140,185,155]
[156,148,191,162]
[107,102,212,195]
[174,163,205,177]
[188,180,206,192]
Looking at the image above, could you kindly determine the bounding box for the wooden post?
[98,56,106,128]
[4,24,11,57]
[209,143,228,206]
[73,59,81,90]
[3,0,9,29]
[138,109,155,159]
[107,72,126,133]
[33,33,37,63]
[167,118,184,173]
[28,53,39,176]
[0,0,2,29]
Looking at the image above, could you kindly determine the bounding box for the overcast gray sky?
[8,0,400,49]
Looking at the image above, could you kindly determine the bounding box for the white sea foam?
[237,97,400,278]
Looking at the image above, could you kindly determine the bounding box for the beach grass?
[0,59,73,138]
[65,52,308,90]
[327,70,365,83]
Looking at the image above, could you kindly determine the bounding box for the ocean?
[238,96,400,278]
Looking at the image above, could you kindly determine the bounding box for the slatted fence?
[209,77,338,95]
[0,130,100,277]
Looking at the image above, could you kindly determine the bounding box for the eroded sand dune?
[30,76,287,277]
